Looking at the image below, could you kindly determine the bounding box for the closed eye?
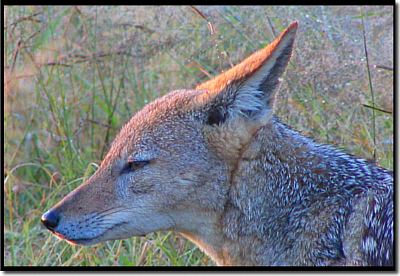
[121,160,150,175]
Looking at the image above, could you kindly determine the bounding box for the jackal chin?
[48,229,104,246]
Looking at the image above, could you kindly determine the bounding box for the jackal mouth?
[50,221,146,245]
[64,237,100,246]
[47,228,96,245]
[46,229,87,245]
[53,233,108,246]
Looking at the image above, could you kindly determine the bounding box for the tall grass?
[4,6,393,266]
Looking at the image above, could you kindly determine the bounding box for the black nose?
[41,209,60,231]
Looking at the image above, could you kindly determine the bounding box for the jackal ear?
[197,22,297,126]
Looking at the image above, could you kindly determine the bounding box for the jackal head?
[42,22,297,246]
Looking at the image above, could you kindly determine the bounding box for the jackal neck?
[216,116,391,265]
[179,116,390,266]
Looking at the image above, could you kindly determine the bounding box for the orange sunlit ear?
[196,21,298,95]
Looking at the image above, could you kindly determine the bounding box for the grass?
[3,6,393,267]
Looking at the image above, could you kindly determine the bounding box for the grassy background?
[4,6,393,266]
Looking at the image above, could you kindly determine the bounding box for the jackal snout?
[41,169,128,245]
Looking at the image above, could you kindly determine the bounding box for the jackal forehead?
[139,89,203,116]
[101,89,208,167]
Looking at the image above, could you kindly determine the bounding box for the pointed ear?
[196,22,298,126]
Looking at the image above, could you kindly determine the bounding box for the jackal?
[42,22,393,266]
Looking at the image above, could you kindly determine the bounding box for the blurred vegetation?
[4,6,393,266]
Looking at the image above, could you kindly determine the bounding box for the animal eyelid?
[129,160,150,170]
[121,159,150,175]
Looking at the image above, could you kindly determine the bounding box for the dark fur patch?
[207,106,227,126]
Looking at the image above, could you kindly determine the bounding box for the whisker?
[91,207,130,220]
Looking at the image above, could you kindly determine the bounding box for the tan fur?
[203,117,260,165]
